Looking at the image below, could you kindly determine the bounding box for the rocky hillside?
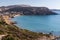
[0,5,57,15]
[5,7,57,15]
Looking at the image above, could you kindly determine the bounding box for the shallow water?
[11,9,60,36]
[12,15,60,36]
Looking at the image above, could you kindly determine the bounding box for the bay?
[12,11,60,36]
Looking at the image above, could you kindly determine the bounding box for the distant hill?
[0,5,31,11]
[0,5,57,15]
[5,7,57,15]
[51,9,60,14]
[51,9,60,11]
[5,5,31,8]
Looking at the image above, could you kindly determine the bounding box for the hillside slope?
[5,7,57,15]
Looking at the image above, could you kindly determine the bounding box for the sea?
[12,10,60,36]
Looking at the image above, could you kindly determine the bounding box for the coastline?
[11,15,60,36]
[2,14,60,40]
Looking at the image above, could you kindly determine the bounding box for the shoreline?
[11,15,60,36]
[2,14,60,40]
[11,15,60,35]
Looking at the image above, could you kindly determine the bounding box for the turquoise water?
[12,15,60,36]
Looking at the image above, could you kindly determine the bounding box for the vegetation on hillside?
[0,17,53,40]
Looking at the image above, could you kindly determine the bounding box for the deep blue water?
[12,11,60,36]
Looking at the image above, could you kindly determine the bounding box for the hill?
[5,7,57,15]
[0,5,57,15]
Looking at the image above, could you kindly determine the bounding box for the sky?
[0,0,60,9]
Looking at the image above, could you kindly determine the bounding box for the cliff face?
[5,7,57,15]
